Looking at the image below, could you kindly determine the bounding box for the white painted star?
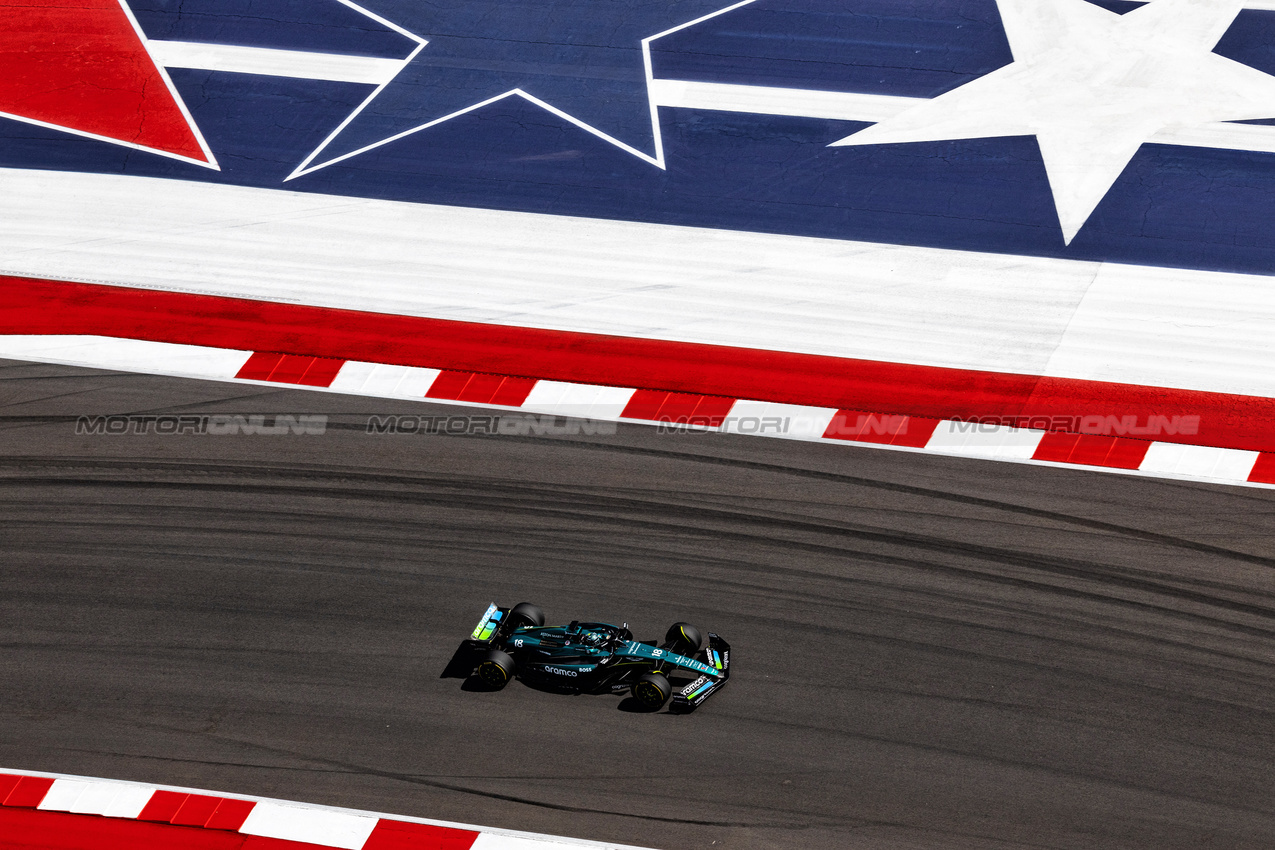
[831,0,1275,243]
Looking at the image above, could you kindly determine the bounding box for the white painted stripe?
[0,335,252,380]
[238,801,378,850]
[521,381,637,419]
[722,400,839,439]
[67,781,126,816]
[1139,442,1261,480]
[926,422,1046,459]
[7,170,1275,400]
[100,784,156,819]
[36,779,88,811]
[148,40,405,85]
[330,361,442,397]
[648,78,914,122]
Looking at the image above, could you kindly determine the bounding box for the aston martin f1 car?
[447,602,730,712]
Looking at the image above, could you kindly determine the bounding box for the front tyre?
[632,672,672,710]
[508,602,545,630]
[665,622,702,656]
[477,649,515,690]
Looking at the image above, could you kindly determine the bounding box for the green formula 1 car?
[445,602,730,712]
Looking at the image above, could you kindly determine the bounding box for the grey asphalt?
[1,358,1273,850]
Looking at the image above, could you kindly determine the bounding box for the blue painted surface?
[128,0,414,58]
[6,0,1275,277]
[651,0,1012,97]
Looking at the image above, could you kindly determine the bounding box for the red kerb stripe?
[169,794,223,827]
[363,818,481,850]
[1249,452,1275,483]
[138,790,189,822]
[823,411,941,448]
[1032,432,1151,469]
[2,775,55,807]
[203,797,255,831]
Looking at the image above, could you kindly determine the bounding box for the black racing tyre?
[508,602,545,629]
[632,672,672,710]
[665,622,702,655]
[477,649,515,690]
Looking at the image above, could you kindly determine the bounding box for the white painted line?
[0,335,252,380]
[36,779,89,811]
[238,801,379,850]
[1139,442,1261,481]
[722,400,839,439]
[330,361,442,397]
[148,40,406,85]
[926,422,1046,459]
[521,381,637,420]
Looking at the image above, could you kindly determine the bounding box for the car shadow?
[439,644,477,679]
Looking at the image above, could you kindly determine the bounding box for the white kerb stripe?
[926,422,1046,460]
[36,779,89,811]
[238,801,379,850]
[330,361,443,397]
[101,784,157,819]
[1138,443,1261,481]
[521,381,636,419]
[723,400,839,439]
[67,781,127,816]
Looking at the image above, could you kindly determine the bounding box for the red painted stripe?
[3,275,1274,453]
[426,370,537,406]
[204,798,256,831]
[823,411,941,448]
[621,390,735,425]
[0,773,23,802]
[170,794,224,827]
[236,353,345,388]
[1032,433,1151,469]
[138,790,189,822]
[2,775,54,807]
[363,819,481,850]
[1249,452,1275,484]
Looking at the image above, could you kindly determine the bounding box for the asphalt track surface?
[1,359,1273,850]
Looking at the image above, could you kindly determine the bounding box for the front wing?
[671,633,730,712]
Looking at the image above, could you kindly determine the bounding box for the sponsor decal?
[681,676,709,696]
[544,666,588,677]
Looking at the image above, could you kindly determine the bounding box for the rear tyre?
[632,672,672,710]
[665,622,702,656]
[508,602,545,630]
[477,649,515,690]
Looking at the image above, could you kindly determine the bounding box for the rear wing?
[469,602,508,643]
[441,602,509,678]
[671,633,730,713]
